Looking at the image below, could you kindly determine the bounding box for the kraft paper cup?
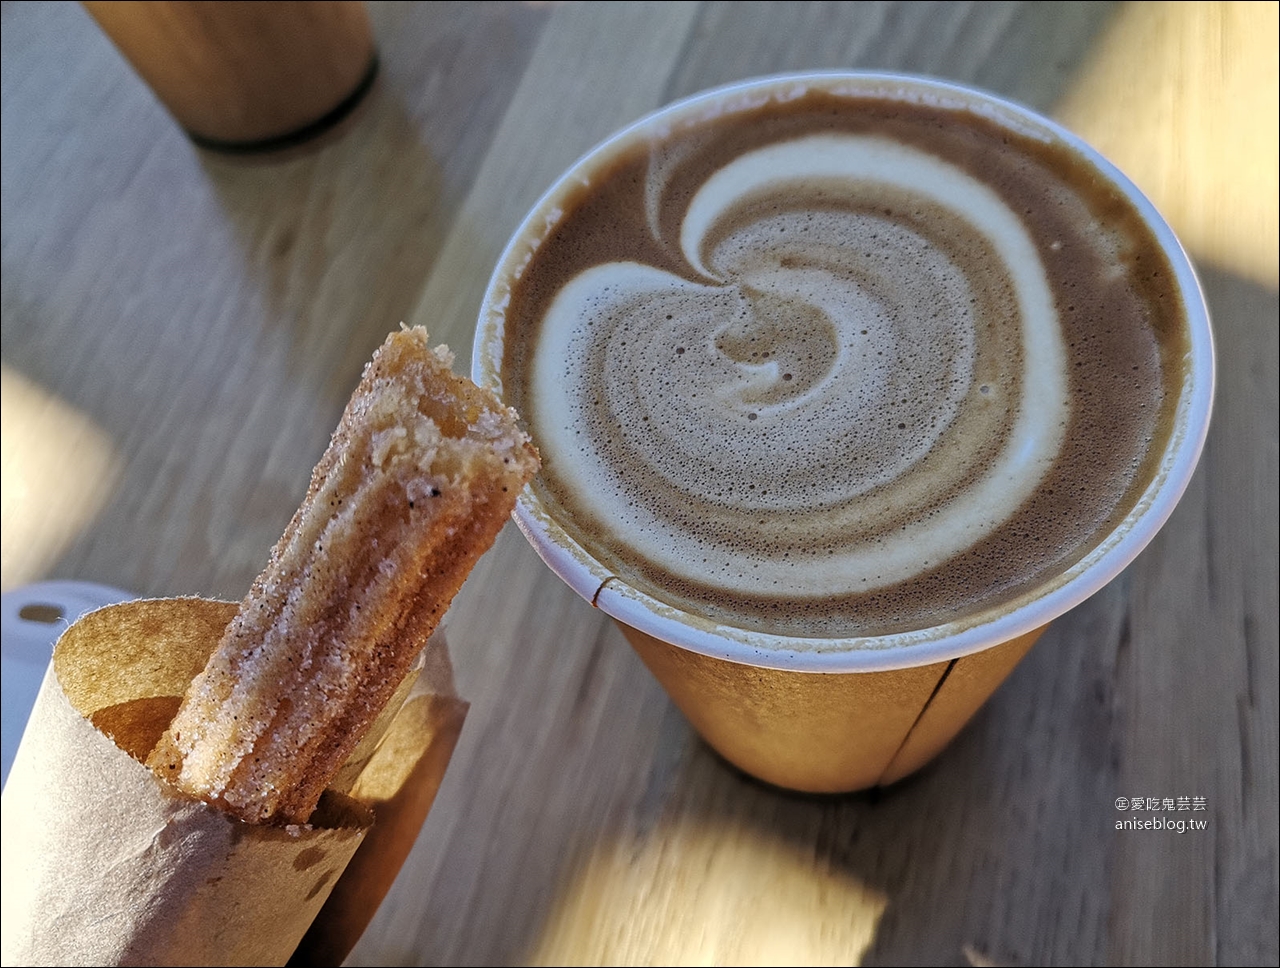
[473,72,1215,793]
[84,1,378,153]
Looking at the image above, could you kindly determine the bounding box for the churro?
[147,327,538,824]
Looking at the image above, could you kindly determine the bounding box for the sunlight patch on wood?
[1055,1,1279,289]
[528,817,888,966]
[1,366,122,590]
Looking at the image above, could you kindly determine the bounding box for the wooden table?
[3,3,1276,965]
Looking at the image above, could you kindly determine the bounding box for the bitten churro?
[147,327,539,824]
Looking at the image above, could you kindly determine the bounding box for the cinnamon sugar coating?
[148,328,539,824]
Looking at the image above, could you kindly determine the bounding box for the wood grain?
[2,2,1275,965]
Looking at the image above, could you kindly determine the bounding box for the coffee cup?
[472,73,1214,792]
[84,1,377,153]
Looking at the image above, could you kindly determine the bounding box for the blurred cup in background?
[83,1,376,153]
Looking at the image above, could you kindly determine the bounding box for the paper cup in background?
[1,580,136,789]
[472,73,1215,793]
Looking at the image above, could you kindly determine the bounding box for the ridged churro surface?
[148,328,539,824]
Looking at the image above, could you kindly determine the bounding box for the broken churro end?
[146,327,539,825]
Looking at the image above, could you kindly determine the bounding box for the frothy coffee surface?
[500,84,1187,638]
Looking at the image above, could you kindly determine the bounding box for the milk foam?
[529,134,1069,597]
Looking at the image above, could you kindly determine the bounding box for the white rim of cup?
[473,71,1215,674]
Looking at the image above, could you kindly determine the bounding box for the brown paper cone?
[0,598,466,967]
[290,632,468,966]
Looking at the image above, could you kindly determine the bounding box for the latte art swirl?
[499,87,1181,638]
[530,135,1068,597]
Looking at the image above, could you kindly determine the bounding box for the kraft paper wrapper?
[0,598,467,967]
[620,622,1044,792]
